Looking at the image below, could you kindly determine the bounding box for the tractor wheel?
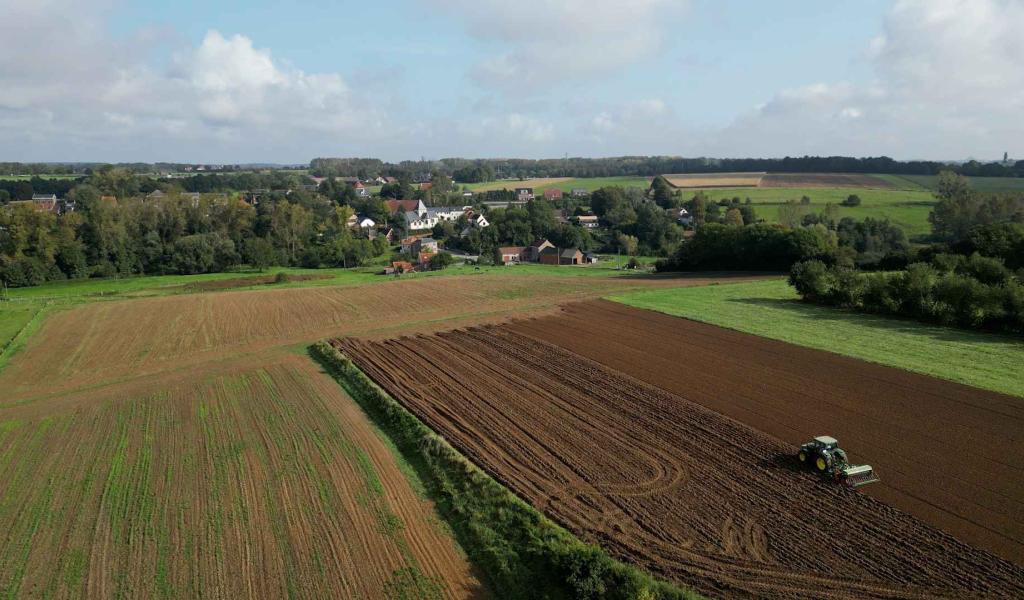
[816,457,828,472]
[798,451,807,464]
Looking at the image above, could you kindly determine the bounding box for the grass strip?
[310,341,700,600]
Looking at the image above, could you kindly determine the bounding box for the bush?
[789,258,1023,334]
[660,223,832,272]
[841,194,862,207]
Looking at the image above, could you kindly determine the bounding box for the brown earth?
[0,354,486,599]
[759,173,896,188]
[0,272,767,404]
[508,300,1024,565]
[335,322,1024,598]
[0,271,770,598]
[168,272,332,292]
[664,173,766,188]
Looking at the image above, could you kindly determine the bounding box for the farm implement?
[798,436,880,488]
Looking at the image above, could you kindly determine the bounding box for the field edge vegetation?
[309,341,700,600]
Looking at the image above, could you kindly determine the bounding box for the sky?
[1,0,1022,163]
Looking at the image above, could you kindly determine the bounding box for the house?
[515,187,534,201]
[373,176,389,185]
[415,237,439,255]
[571,188,588,197]
[497,246,527,264]
[30,194,59,213]
[384,260,414,275]
[400,236,439,258]
[543,188,563,201]
[385,199,424,216]
[461,191,474,199]
[559,248,584,265]
[357,217,376,229]
[553,209,569,224]
[346,213,359,228]
[582,251,600,264]
[352,181,369,197]
[403,204,470,231]
[417,251,436,269]
[524,239,555,262]
[382,228,397,243]
[574,214,600,229]
[674,207,693,226]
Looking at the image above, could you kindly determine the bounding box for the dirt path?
[508,300,1024,565]
[336,327,1024,599]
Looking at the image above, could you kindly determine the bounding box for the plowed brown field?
[336,324,1024,599]
[509,300,1024,564]
[0,355,485,598]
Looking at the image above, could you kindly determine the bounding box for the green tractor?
[798,436,879,488]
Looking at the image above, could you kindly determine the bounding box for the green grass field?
[0,174,84,181]
[465,176,652,193]
[690,186,937,239]
[610,279,1024,397]
[893,174,1024,193]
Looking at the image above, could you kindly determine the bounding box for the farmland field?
[464,177,573,192]
[759,173,896,188]
[0,267,776,598]
[895,174,1024,193]
[465,176,651,193]
[336,323,1024,598]
[0,354,484,598]
[686,186,937,238]
[611,279,1024,398]
[509,300,1024,563]
[663,173,765,188]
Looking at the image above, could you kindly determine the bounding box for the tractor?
[798,436,879,488]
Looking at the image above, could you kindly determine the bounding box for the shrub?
[841,194,862,207]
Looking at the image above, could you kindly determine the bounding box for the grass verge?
[309,341,699,600]
[611,279,1024,398]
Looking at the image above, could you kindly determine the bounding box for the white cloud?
[428,0,687,90]
[710,0,1024,159]
[0,1,385,161]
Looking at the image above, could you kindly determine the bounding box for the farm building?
[525,239,555,262]
[403,204,470,231]
[515,187,534,201]
[383,260,413,275]
[571,188,588,197]
[543,188,564,200]
[498,246,527,264]
[352,181,369,197]
[574,215,600,229]
[401,236,440,259]
[583,251,600,264]
[559,248,584,265]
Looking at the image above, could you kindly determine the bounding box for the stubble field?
[0,355,484,598]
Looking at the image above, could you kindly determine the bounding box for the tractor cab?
[798,435,879,488]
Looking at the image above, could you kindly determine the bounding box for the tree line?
[787,172,1024,334]
[1,184,388,288]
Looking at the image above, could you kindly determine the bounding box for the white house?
[358,217,376,228]
[403,204,472,230]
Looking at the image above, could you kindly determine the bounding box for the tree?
[800,195,811,205]
[777,200,805,228]
[428,252,454,270]
[724,208,744,226]
[616,233,639,257]
[244,237,276,271]
[841,194,862,207]
[688,191,708,227]
[650,176,674,208]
